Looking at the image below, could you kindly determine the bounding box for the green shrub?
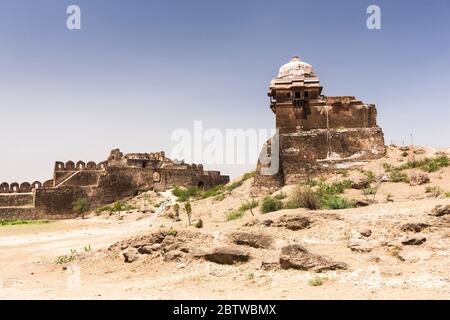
[242,171,256,181]
[184,202,192,226]
[364,171,375,183]
[287,180,353,211]
[316,180,351,197]
[173,185,226,202]
[214,193,226,201]
[72,198,89,218]
[172,186,195,202]
[363,187,376,195]
[425,186,443,197]
[239,200,259,212]
[227,210,245,221]
[165,227,178,237]
[274,192,287,200]
[225,181,243,191]
[97,201,136,213]
[322,195,355,210]
[260,196,283,214]
[0,220,50,226]
[400,155,449,173]
[200,184,225,198]
[389,170,409,183]
[288,186,321,210]
[445,192,450,198]
[55,254,75,264]
[308,276,327,286]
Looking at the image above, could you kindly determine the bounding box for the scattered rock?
[243,219,259,227]
[123,247,140,263]
[230,232,273,249]
[163,250,186,262]
[202,247,250,265]
[398,247,432,262]
[368,255,381,263]
[260,260,280,271]
[430,204,450,217]
[111,230,212,264]
[348,229,375,253]
[355,199,370,207]
[358,228,372,237]
[413,148,426,155]
[400,222,430,233]
[279,244,348,272]
[261,219,273,226]
[137,246,153,254]
[273,214,311,231]
[409,172,430,186]
[401,236,426,246]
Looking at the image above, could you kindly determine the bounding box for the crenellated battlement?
[0,181,43,194]
[54,161,107,171]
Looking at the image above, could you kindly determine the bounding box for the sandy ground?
[0,146,449,300]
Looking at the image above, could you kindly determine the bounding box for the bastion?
[255,56,386,188]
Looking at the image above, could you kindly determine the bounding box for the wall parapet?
[0,181,43,194]
[54,161,107,171]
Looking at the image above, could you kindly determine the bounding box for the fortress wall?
[280,128,385,184]
[276,103,378,133]
[35,186,88,215]
[0,193,34,207]
[92,167,143,205]
[208,173,230,186]
[54,170,77,186]
[164,169,199,188]
[58,171,103,187]
[1,181,43,193]
[281,127,385,162]
[0,208,38,221]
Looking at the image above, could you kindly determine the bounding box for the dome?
[270,56,320,89]
[276,56,315,80]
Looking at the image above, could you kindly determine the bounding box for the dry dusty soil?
[0,146,449,299]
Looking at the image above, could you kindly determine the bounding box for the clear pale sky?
[1,0,449,182]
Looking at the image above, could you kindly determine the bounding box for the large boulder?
[230,232,273,249]
[279,244,348,272]
[409,172,430,186]
[202,247,250,265]
[123,247,140,263]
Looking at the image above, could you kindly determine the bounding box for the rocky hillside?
[1,145,449,299]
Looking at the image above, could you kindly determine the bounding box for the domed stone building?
[255,56,385,188]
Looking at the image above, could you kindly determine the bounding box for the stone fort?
[255,56,385,188]
[0,149,229,220]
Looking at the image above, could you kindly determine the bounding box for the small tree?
[184,202,192,226]
[72,198,89,219]
[173,203,180,221]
